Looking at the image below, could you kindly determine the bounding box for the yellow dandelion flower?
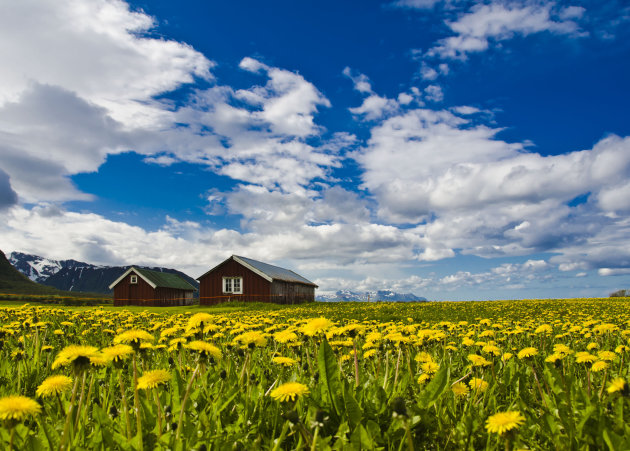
[0,395,42,421]
[501,353,513,362]
[185,340,222,360]
[545,353,564,364]
[468,354,491,367]
[451,382,470,397]
[575,352,598,364]
[52,345,101,370]
[553,344,573,355]
[273,329,298,343]
[517,347,538,360]
[114,329,154,347]
[363,349,378,359]
[469,378,489,393]
[137,369,171,390]
[269,382,309,402]
[414,352,434,363]
[421,361,440,374]
[272,356,298,367]
[233,331,267,348]
[417,373,431,384]
[36,375,73,398]
[607,378,626,394]
[586,342,599,351]
[102,344,134,363]
[301,317,334,336]
[597,351,617,362]
[591,361,608,372]
[535,324,553,334]
[186,313,213,332]
[485,411,525,435]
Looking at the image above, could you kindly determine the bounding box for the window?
[223,277,243,294]
[130,275,138,284]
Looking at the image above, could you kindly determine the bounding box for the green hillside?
[0,249,109,300]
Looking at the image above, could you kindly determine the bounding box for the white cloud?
[428,2,584,60]
[343,67,374,94]
[424,84,444,102]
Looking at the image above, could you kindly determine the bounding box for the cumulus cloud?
[354,99,630,274]
[428,2,585,60]
[0,1,340,201]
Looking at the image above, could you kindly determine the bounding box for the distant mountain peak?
[9,252,198,294]
[316,289,426,303]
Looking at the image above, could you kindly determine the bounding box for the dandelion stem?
[73,371,88,435]
[353,339,360,387]
[118,371,132,440]
[59,375,80,451]
[132,354,143,451]
[176,363,200,440]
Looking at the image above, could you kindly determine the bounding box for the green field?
[1,298,629,450]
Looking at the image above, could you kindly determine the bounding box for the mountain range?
[9,252,198,294]
[317,290,427,303]
[8,252,426,301]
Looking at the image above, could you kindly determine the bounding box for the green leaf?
[171,368,184,414]
[417,364,449,409]
[343,380,363,431]
[318,337,343,418]
[350,424,372,450]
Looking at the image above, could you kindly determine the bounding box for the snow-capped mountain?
[316,290,427,303]
[9,252,198,294]
[9,251,96,283]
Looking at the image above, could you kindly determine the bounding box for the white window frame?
[223,277,243,294]
[130,275,138,284]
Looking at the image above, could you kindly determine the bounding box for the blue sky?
[1,0,629,300]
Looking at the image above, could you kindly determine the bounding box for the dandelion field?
[1,298,629,450]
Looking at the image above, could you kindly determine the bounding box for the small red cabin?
[109,267,196,306]
[197,255,317,305]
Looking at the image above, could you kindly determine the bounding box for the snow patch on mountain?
[316,290,427,303]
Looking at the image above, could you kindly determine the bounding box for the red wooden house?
[197,255,317,305]
[109,267,196,306]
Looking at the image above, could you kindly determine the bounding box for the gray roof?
[234,256,317,286]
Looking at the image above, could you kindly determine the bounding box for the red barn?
[197,255,317,305]
[109,267,196,306]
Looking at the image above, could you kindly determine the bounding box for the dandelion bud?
[284,410,300,424]
[391,397,407,417]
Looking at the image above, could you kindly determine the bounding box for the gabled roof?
[197,255,318,287]
[108,267,197,291]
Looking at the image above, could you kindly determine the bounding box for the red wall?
[113,270,193,306]
[198,258,271,305]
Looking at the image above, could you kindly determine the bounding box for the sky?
[1,0,629,301]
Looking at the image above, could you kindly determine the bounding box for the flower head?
[102,344,134,364]
[0,395,42,422]
[517,347,538,360]
[36,375,73,398]
[272,356,298,367]
[469,378,489,393]
[485,410,525,435]
[52,345,100,372]
[233,331,267,348]
[185,340,222,360]
[301,317,333,336]
[186,313,213,333]
[137,369,171,390]
[451,382,470,398]
[114,329,154,349]
[269,382,309,403]
[607,378,627,394]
